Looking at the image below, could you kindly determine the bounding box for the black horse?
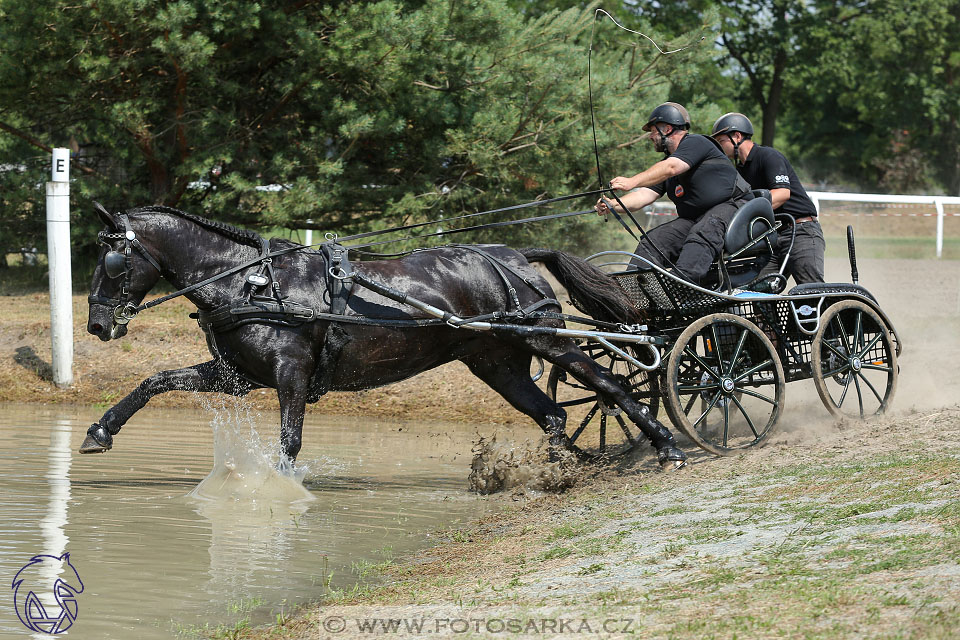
[82,204,687,469]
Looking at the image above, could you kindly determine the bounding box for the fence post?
[934,198,944,258]
[46,148,73,388]
[303,218,314,247]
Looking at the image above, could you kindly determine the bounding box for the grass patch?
[538,546,573,561]
[547,523,586,541]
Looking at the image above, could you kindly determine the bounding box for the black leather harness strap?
[451,245,556,312]
[321,242,353,315]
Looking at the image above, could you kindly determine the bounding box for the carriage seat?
[724,191,777,258]
[625,190,777,295]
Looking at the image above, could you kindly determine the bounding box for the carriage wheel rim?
[546,346,660,459]
[665,313,784,456]
[812,300,897,420]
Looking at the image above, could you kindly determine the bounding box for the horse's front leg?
[276,375,309,470]
[79,360,253,454]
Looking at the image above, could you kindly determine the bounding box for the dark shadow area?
[14,346,53,381]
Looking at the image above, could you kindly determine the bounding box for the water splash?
[468,435,582,495]
[187,398,314,504]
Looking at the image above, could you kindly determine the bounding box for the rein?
[90,188,605,322]
[333,188,608,247]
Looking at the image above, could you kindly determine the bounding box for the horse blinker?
[103,251,127,279]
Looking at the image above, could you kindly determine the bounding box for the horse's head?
[87,203,163,341]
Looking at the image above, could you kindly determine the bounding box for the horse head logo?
[11,553,84,634]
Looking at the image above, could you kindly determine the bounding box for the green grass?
[537,546,573,561]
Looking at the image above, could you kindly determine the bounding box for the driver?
[711,112,824,286]
[596,102,750,284]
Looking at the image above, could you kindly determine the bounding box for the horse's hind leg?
[79,359,254,454]
[547,340,686,469]
[461,350,569,449]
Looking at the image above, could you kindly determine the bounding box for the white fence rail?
[644,191,960,258]
[808,191,960,259]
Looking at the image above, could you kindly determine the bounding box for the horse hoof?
[659,458,687,471]
[657,445,687,471]
[79,425,113,454]
[275,457,295,475]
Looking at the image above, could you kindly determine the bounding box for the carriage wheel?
[664,313,785,456]
[812,300,898,419]
[545,342,660,459]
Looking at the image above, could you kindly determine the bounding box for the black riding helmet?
[642,102,691,132]
[712,112,754,165]
[711,112,754,138]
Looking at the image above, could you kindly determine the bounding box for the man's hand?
[595,198,611,217]
[610,175,640,191]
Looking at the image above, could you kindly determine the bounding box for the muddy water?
[0,403,535,639]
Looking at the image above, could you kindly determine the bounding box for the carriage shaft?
[350,271,659,368]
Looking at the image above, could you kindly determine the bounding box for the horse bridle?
[88,213,162,330]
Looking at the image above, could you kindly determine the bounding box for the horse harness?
[89,208,617,350]
[193,242,561,338]
[190,241,563,390]
[91,216,643,393]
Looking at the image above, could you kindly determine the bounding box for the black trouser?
[759,219,825,284]
[631,199,742,284]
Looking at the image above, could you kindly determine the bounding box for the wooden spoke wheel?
[546,342,660,459]
[812,300,898,419]
[665,313,785,456]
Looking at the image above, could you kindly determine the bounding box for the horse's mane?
[128,205,263,248]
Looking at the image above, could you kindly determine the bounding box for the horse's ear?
[93,201,117,229]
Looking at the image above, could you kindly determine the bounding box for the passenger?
[595,101,751,285]
[711,112,825,285]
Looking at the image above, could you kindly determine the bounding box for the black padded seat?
[787,282,878,303]
[724,197,777,257]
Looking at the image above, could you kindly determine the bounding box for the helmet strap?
[656,125,681,156]
[727,133,744,166]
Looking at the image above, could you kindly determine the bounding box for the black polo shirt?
[738,145,817,218]
[649,134,742,220]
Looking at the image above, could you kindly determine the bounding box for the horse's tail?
[520,248,642,324]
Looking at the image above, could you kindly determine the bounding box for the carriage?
[544,191,902,458]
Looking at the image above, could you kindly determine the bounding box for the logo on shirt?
[775,174,790,184]
[674,185,685,198]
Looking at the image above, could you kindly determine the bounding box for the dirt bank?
[247,407,960,640]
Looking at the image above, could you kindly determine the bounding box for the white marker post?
[303,218,314,248]
[46,148,73,387]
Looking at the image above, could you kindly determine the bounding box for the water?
[0,403,528,639]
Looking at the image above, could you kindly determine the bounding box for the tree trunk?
[761,52,786,147]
